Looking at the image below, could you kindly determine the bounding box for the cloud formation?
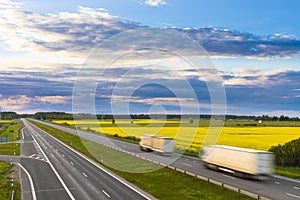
[1,6,300,58]
[0,0,22,9]
[0,95,71,112]
[0,4,299,116]
[144,0,167,7]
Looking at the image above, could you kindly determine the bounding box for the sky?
[0,0,300,116]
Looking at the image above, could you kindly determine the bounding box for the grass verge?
[274,166,300,179]
[0,143,20,155]
[0,161,21,200]
[31,120,252,200]
[0,122,22,141]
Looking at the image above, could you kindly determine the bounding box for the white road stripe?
[21,128,25,140]
[272,175,300,183]
[26,121,76,200]
[222,174,237,180]
[82,172,88,178]
[183,163,192,167]
[102,190,111,198]
[294,187,299,190]
[274,182,280,185]
[286,193,300,199]
[70,162,74,165]
[30,119,153,200]
[18,164,37,200]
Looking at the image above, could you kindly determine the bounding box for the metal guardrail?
[101,143,270,200]
[0,137,9,142]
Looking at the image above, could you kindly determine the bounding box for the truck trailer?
[201,145,274,179]
[139,134,174,154]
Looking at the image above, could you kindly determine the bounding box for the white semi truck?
[201,145,274,179]
[139,134,174,154]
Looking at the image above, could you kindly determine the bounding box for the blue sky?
[0,0,300,116]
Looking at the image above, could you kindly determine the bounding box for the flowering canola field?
[53,120,300,152]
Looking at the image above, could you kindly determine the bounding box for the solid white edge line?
[272,175,300,184]
[26,121,76,200]
[17,163,37,200]
[21,128,24,140]
[28,119,153,200]
[286,193,300,199]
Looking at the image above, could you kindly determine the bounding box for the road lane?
[24,119,153,200]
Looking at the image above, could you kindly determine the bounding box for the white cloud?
[0,0,22,9]
[223,69,293,86]
[144,0,167,7]
[0,95,71,111]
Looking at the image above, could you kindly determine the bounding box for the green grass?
[0,122,11,135]
[0,161,21,200]
[31,120,252,200]
[0,143,20,155]
[274,166,300,179]
[0,122,22,141]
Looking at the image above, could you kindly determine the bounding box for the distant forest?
[0,111,299,121]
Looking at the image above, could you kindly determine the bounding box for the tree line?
[269,138,300,167]
[1,111,300,122]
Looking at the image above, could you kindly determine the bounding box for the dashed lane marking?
[82,172,88,178]
[102,190,110,198]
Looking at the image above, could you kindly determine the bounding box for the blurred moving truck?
[139,134,174,154]
[201,145,274,179]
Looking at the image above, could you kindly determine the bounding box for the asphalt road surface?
[0,119,154,200]
[33,119,300,200]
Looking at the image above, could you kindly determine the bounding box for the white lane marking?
[70,162,74,166]
[17,164,37,200]
[294,187,300,190]
[62,154,65,157]
[274,182,280,185]
[26,122,76,200]
[272,175,300,183]
[21,128,25,140]
[222,174,237,180]
[102,190,111,198]
[34,121,153,200]
[183,163,192,167]
[286,193,300,199]
[29,154,37,158]
[82,172,88,178]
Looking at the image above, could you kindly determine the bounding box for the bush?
[269,137,300,167]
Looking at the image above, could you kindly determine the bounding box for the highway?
[1,119,154,200]
[33,119,300,200]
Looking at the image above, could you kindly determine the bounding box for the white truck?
[139,134,174,154]
[201,145,274,179]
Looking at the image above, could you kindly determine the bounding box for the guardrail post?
[238,188,240,195]
[221,183,224,188]
[257,195,260,200]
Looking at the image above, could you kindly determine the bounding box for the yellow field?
[53,120,300,152]
[0,120,13,123]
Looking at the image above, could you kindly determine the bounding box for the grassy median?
[0,143,20,156]
[31,120,252,200]
[0,121,22,141]
[0,121,21,156]
[0,161,21,200]
[274,166,300,179]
